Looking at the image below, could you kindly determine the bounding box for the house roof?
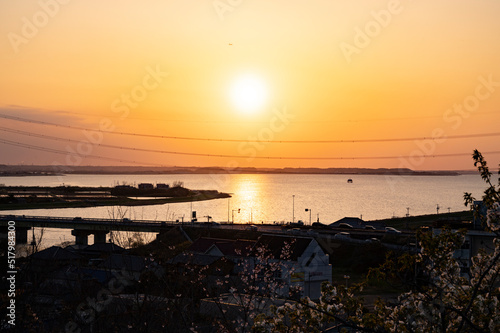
[211,239,256,256]
[77,268,115,284]
[100,254,147,272]
[50,265,114,284]
[253,234,313,261]
[189,237,229,253]
[329,217,386,230]
[189,237,255,256]
[168,253,222,266]
[330,217,364,226]
[31,246,83,261]
[83,242,126,254]
[188,235,316,261]
[64,244,88,252]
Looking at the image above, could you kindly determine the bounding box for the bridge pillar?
[72,229,91,246]
[93,231,108,244]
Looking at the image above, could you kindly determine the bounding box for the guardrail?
[0,215,238,228]
[0,214,177,226]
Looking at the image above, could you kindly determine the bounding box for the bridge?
[0,214,178,245]
[0,215,417,251]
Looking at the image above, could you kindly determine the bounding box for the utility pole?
[232,209,240,224]
[292,195,295,223]
[436,204,440,215]
[406,207,410,229]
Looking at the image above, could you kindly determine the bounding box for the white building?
[252,234,332,300]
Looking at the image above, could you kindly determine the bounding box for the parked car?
[364,225,376,230]
[385,227,402,234]
[288,221,304,227]
[203,221,220,227]
[286,228,303,235]
[333,232,351,240]
[245,225,258,231]
[338,223,354,229]
[306,229,318,237]
[365,237,380,243]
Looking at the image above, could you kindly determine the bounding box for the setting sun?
[2,2,500,328]
[229,74,269,114]
[1,1,500,170]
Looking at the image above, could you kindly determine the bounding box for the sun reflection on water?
[227,174,269,224]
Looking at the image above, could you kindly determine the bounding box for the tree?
[199,241,299,332]
[255,149,500,332]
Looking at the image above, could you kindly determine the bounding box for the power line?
[0,127,241,158]
[1,132,500,161]
[6,108,499,124]
[0,138,166,166]
[2,113,500,144]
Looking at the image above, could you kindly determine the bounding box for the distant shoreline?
[0,165,464,176]
[0,185,230,211]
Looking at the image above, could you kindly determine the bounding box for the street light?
[305,208,312,225]
[232,209,240,224]
[344,275,350,289]
[406,207,410,229]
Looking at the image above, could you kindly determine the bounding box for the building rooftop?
[189,237,255,256]
[31,246,83,261]
[253,234,314,261]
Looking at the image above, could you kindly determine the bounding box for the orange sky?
[1,0,500,170]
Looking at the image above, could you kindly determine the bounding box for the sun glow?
[229,74,268,114]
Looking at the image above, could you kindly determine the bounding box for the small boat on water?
[347,179,353,183]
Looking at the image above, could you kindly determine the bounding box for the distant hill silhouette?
[0,165,460,176]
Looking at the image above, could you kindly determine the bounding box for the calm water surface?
[2,173,487,247]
